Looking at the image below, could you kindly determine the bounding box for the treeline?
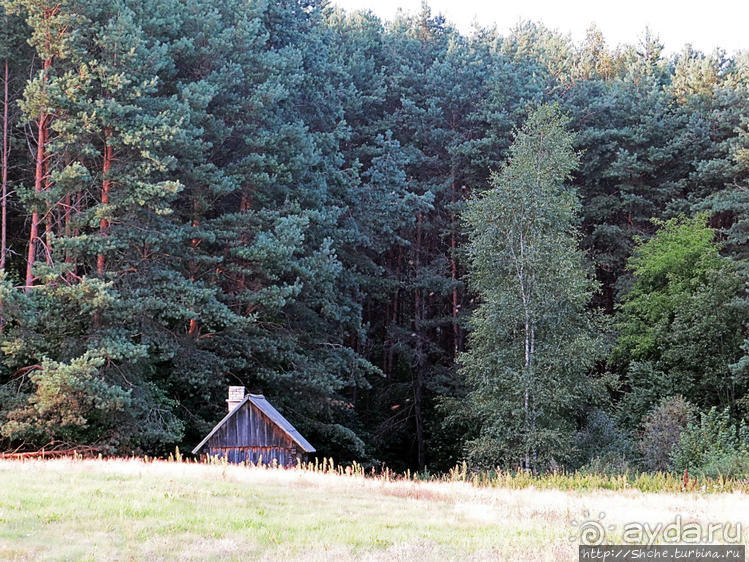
[0,0,746,475]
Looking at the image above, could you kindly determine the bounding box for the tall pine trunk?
[188,214,200,336]
[96,130,113,276]
[43,149,52,265]
[450,180,459,357]
[25,58,50,290]
[413,211,425,470]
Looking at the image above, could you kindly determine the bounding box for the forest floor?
[0,458,747,561]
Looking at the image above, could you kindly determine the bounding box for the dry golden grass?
[0,458,747,560]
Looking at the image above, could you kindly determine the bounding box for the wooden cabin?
[192,387,316,466]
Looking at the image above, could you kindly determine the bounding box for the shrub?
[670,407,749,478]
[639,395,696,472]
[572,409,635,473]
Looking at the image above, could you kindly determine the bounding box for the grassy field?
[1,458,747,561]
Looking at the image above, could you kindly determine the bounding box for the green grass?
[0,458,559,560]
[0,458,747,560]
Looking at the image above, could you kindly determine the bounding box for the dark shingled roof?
[192,394,316,455]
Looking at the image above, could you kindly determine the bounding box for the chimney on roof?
[227,386,245,412]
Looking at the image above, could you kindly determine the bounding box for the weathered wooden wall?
[202,402,300,466]
[204,446,297,466]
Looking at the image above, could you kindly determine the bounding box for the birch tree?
[460,104,604,472]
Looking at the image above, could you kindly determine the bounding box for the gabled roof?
[191,394,316,455]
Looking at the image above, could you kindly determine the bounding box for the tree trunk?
[43,149,52,265]
[413,211,425,470]
[96,130,113,276]
[450,180,459,357]
[1,59,8,272]
[188,215,200,337]
[518,228,533,472]
[524,314,531,472]
[25,58,51,291]
[530,324,537,474]
[63,193,71,263]
[68,191,82,279]
[385,246,402,375]
[233,190,251,299]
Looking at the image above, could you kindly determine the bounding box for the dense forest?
[0,0,747,476]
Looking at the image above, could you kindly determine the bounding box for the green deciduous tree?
[460,104,605,471]
[613,215,746,427]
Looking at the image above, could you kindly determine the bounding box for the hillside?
[1,459,747,560]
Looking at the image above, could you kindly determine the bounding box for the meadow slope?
[0,458,747,561]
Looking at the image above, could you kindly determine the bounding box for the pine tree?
[10,0,79,289]
[1,0,226,452]
[561,40,710,311]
